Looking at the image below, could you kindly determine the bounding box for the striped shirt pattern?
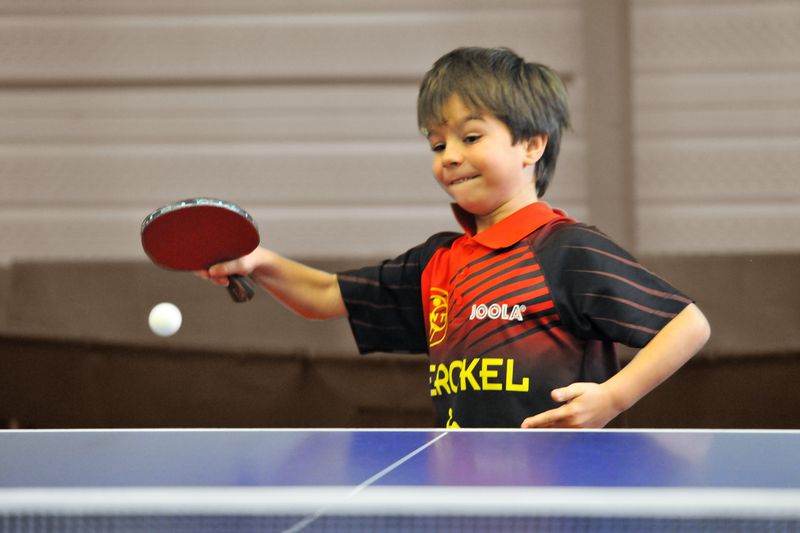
[338,203,691,427]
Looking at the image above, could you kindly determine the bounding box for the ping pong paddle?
[141,198,260,302]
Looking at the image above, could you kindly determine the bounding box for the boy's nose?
[442,145,462,167]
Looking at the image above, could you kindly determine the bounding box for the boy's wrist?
[600,380,635,414]
[249,247,278,280]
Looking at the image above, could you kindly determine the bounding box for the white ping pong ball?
[148,302,182,337]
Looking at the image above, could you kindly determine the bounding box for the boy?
[200,47,710,429]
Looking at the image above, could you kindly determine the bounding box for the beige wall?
[0,0,587,264]
[1,0,798,265]
[632,0,800,254]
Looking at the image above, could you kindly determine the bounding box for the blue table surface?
[1,429,798,490]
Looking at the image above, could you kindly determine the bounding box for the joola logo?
[428,288,449,347]
[469,303,526,322]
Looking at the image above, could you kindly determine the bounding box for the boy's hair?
[417,47,570,197]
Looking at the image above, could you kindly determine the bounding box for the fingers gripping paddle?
[141,198,260,302]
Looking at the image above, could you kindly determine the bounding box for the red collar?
[452,202,568,249]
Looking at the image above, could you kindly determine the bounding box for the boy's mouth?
[449,174,480,186]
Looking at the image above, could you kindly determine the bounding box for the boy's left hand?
[520,383,620,429]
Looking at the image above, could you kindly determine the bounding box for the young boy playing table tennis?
[200,47,710,429]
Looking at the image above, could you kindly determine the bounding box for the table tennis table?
[1,428,798,532]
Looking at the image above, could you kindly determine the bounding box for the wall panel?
[0,1,586,263]
[0,10,579,83]
[632,0,800,254]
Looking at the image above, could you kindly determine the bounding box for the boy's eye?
[431,143,445,153]
[464,134,481,144]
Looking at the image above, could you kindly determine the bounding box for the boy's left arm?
[521,303,710,429]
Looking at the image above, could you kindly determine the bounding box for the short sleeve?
[536,223,693,348]
[337,232,459,354]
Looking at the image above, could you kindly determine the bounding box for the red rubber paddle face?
[141,201,260,271]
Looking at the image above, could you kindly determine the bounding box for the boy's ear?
[522,134,548,168]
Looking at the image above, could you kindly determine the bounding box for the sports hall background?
[1,0,798,429]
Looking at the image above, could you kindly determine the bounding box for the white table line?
[282,430,450,533]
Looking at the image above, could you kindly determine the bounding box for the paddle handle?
[227,275,255,303]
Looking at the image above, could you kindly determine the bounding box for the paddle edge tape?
[141,198,257,234]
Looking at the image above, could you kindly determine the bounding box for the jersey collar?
[452,202,567,249]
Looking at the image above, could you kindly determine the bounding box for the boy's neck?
[453,199,544,236]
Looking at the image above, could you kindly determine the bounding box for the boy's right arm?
[198,246,347,320]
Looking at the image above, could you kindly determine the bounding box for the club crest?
[428,288,449,347]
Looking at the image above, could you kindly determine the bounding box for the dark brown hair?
[418,47,570,197]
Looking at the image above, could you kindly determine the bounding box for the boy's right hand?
[195,246,346,320]
[195,246,268,287]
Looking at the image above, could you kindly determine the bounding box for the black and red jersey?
[337,202,691,428]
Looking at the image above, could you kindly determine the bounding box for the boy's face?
[425,95,545,231]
